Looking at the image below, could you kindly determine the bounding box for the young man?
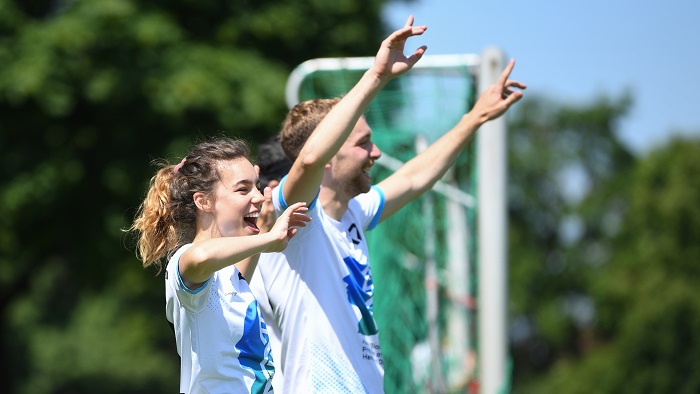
[254,16,526,392]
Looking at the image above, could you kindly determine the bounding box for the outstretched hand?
[265,202,311,253]
[470,59,527,123]
[371,15,428,81]
[257,186,276,234]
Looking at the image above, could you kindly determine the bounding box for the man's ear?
[193,192,214,212]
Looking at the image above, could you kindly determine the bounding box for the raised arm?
[282,16,428,206]
[230,186,277,281]
[378,59,526,220]
[178,202,310,288]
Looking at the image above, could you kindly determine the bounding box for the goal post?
[477,48,509,394]
[284,50,509,394]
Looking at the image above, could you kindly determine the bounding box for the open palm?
[371,15,428,80]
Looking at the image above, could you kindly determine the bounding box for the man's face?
[329,116,382,198]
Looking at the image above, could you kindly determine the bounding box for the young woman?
[129,136,309,394]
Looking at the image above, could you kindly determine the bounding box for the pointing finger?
[498,59,516,86]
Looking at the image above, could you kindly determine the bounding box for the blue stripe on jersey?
[342,256,378,336]
[236,301,275,394]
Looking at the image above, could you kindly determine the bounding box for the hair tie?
[173,157,187,174]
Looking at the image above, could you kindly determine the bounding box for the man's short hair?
[279,98,341,162]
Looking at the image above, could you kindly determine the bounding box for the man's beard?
[342,171,371,197]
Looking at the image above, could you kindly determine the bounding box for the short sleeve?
[274,174,320,211]
[165,244,212,311]
[350,186,385,231]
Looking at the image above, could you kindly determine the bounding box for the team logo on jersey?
[236,301,275,393]
[342,256,378,335]
[347,223,363,245]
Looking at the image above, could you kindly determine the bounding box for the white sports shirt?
[254,177,386,393]
[165,244,275,394]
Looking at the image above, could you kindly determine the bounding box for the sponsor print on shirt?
[236,300,275,394]
[342,256,378,336]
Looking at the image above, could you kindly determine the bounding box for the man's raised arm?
[378,59,527,220]
[282,16,428,206]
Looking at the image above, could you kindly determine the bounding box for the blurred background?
[1,0,698,393]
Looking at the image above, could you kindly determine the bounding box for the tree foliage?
[508,93,700,393]
[0,0,388,392]
[507,93,635,377]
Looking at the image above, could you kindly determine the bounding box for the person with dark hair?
[256,135,293,190]
[248,135,295,392]
[253,16,526,392]
[129,136,310,394]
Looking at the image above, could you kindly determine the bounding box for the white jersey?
[250,257,285,393]
[165,244,275,394]
[255,177,386,393]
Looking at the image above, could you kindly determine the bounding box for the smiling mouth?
[244,212,260,231]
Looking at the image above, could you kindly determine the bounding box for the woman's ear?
[193,192,214,212]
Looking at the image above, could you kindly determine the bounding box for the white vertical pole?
[417,135,445,393]
[477,48,508,394]
[445,172,471,388]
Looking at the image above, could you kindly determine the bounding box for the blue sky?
[383,0,699,154]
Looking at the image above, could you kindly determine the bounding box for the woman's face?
[210,157,264,238]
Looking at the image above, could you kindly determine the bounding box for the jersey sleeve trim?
[367,185,385,231]
[177,259,211,294]
[277,174,319,210]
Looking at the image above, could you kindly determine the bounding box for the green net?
[290,57,479,393]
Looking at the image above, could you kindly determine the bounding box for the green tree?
[506,93,636,386]
[520,137,700,393]
[0,0,390,392]
[506,92,700,393]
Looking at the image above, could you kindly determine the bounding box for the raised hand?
[470,59,527,123]
[265,202,311,253]
[371,15,428,81]
[257,186,276,234]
